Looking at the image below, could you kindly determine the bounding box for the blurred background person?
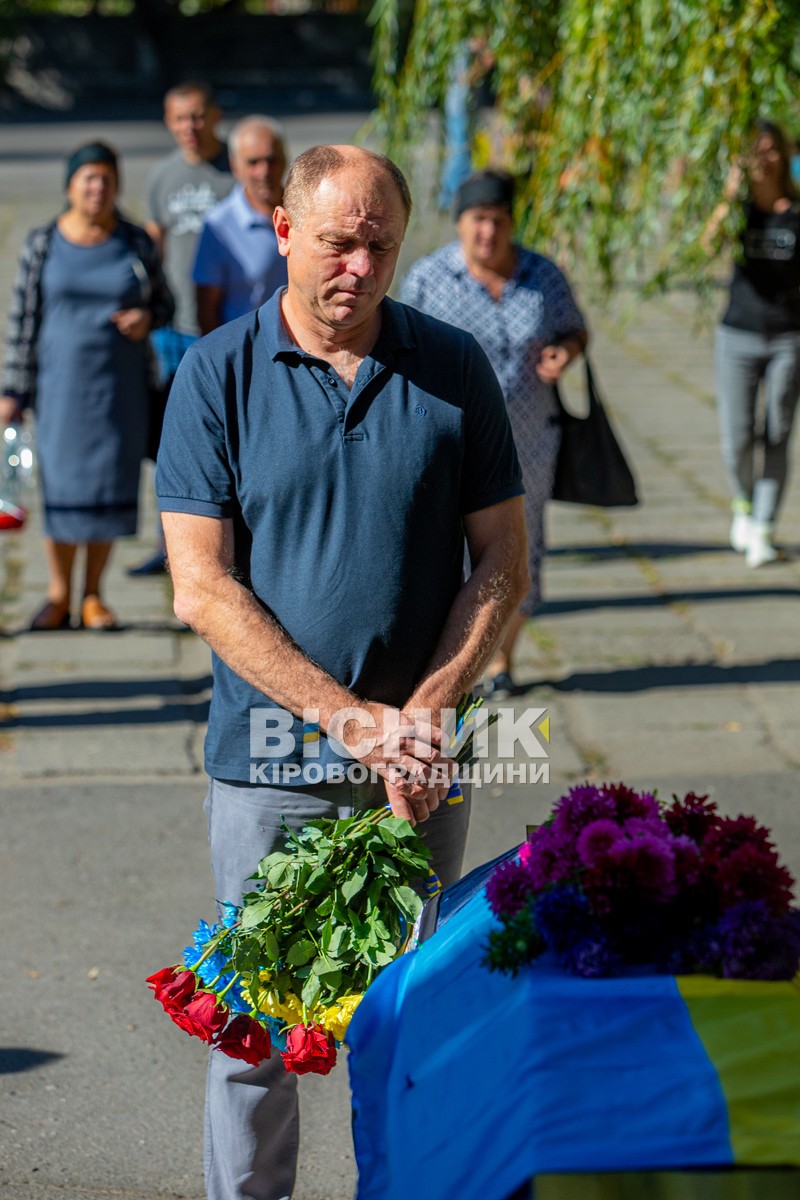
[400,168,587,695]
[192,115,288,334]
[0,140,174,630]
[438,37,495,212]
[131,80,233,577]
[706,118,800,567]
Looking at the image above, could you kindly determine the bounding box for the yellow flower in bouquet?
[319,994,364,1042]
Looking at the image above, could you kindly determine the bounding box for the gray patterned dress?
[400,242,586,613]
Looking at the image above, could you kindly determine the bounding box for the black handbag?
[551,358,639,507]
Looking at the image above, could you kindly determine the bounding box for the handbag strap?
[553,353,595,419]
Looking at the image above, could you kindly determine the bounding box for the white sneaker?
[729,512,751,553]
[746,522,779,568]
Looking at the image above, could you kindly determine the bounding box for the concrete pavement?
[1,115,800,1200]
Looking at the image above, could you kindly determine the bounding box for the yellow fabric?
[677,975,800,1165]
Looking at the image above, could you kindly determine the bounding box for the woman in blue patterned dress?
[1,141,174,630]
[400,170,588,694]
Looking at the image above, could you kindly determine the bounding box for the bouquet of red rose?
[484,783,800,981]
[148,808,431,1075]
[148,696,487,1075]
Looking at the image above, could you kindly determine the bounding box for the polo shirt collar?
[263,291,417,365]
[230,183,273,229]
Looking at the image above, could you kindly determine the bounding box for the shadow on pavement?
[0,1047,65,1075]
[8,674,212,702]
[541,586,800,616]
[531,658,800,693]
[549,540,797,560]
[4,701,210,728]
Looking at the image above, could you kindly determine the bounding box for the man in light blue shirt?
[192,115,288,333]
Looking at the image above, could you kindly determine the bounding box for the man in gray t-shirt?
[130,80,233,576]
[147,81,233,346]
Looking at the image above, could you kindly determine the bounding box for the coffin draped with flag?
[346,853,800,1200]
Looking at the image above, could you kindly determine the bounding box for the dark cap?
[64,142,119,190]
[453,170,515,220]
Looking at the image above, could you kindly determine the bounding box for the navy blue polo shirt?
[157,289,523,783]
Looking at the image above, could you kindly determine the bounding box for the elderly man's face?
[276,165,407,333]
[233,127,286,213]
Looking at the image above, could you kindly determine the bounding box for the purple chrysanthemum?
[576,819,624,868]
[670,834,703,889]
[484,858,536,917]
[520,823,580,889]
[717,901,800,981]
[604,783,660,823]
[550,785,617,835]
[589,832,676,902]
[662,792,719,843]
[714,843,795,913]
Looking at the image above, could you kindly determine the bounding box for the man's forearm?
[174,562,361,731]
[405,515,529,724]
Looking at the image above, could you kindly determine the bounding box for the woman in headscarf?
[1,140,174,629]
[400,169,588,694]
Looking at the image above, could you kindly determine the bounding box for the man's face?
[275,167,407,333]
[456,205,514,271]
[164,91,220,160]
[232,128,286,213]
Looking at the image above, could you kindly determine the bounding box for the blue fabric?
[347,887,734,1200]
[36,228,150,541]
[192,184,288,323]
[151,327,196,385]
[156,291,523,783]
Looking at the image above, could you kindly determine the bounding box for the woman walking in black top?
[708,119,800,567]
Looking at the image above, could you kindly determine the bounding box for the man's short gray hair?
[282,145,412,227]
[229,115,287,165]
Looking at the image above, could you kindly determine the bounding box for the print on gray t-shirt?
[148,146,233,336]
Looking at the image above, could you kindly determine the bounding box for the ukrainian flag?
[347,855,800,1200]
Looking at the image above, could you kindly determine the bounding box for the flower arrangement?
[148,696,489,1074]
[484,783,800,981]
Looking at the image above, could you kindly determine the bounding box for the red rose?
[280,1023,337,1076]
[171,990,229,1043]
[146,966,197,1015]
[214,1015,272,1066]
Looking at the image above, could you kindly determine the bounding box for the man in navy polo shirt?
[157,144,528,1200]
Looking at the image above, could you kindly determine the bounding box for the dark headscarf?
[64,142,119,190]
[453,170,515,220]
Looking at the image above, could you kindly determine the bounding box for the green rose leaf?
[301,971,321,1009]
[390,885,423,921]
[341,861,368,904]
[239,897,277,932]
[286,938,316,966]
[305,867,331,895]
[262,928,280,964]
